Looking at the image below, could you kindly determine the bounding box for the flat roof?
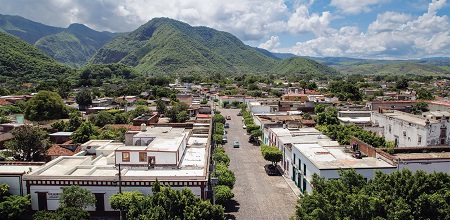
[295,144,395,170]
[376,110,438,126]
[394,152,450,160]
[0,165,42,174]
[49,132,73,136]
[338,117,371,123]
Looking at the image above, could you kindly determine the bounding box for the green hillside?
[0,14,117,67]
[90,18,279,74]
[270,57,339,75]
[331,61,450,75]
[0,32,74,83]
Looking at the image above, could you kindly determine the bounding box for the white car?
[243,124,246,129]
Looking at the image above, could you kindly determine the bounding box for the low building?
[23,124,211,213]
[338,110,372,126]
[372,109,450,147]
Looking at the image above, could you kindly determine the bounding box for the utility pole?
[117,163,123,220]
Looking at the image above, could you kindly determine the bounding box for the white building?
[23,125,211,213]
[293,143,396,194]
[338,110,372,126]
[266,127,396,194]
[372,109,450,147]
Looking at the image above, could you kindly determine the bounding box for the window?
[388,125,392,133]
[418,135,422,144]
[293,154,296,165]
[139,152,147,162]
[403,131,406,137]
[122,152,130,162]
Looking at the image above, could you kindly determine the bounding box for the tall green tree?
[71,122,100,144]
[59,185,96,209]
[261,144,282,165]
[4,125,50,161]
[295,169,450,220]
[75,89,93,111]
[0,184,31,220]
[24,90,68,122]
[110,182,225,220]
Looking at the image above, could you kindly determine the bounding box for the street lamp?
[210,177,219,205]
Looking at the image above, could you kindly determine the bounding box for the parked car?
[224,122,230,128]
[226,115,231,120]
[222,135,227,143]
[243,124,246,129]
[264,164,279,176]
[237,112,242,116]
[233,141,240,148]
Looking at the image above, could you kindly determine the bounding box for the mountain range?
[1,13,449,78]
[0,14,117,67]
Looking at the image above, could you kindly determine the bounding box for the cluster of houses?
[1,79,450,215]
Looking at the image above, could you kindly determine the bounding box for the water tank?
[141,123,147,131]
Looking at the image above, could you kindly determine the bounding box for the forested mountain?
[270,57,339,75]
[0,14,117,67]
[90,18,278,74]
[0,32,74,83]
[90,17,337,76]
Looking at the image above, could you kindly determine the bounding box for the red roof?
[0,98,12,106]
[301,120,316,125]
[47,144,81,156]
[197,114,212,118]
[105,124,142,131]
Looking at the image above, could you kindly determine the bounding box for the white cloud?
[258,36,281,51]
[287,6,333,36]
[329,0,389,15]
[291,0,450,59]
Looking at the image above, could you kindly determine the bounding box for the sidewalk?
[281,173,302,197]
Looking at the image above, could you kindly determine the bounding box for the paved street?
[219,108,298,220]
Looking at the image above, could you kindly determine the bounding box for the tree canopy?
[0,183,31,220]
[24,90,68,122]
[110,180,225,220]
[4,125,50,161]
[295,169,450,220]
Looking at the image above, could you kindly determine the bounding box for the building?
[23,123,211,213]
[372,109,450,147]
[266,127,396,194]
[281,94,308,102]
[338,110,372,126]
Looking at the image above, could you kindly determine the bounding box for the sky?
[0,0,449,59]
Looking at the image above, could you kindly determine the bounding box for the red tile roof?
[0,98,12,106]
[47,144,81,156]
[197,114,212,118]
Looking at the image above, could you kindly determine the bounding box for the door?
[37,192,48,211]
[148,156,156,168]
[94,193,105,211]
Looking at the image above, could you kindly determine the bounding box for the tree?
[416,89,434,100]
[166,102,189,123]
[316,107,339,125]
[261,145,282,165]
[34,207,90,220]
[24,90,68,122]
[250,129,262,139]
[111,182,225,220]
[295,169,450,220]
[71,122,100,144]
[314,104,327,114]
[135,99,148,106]
[396,77,409,90]
[156,99,167,116]
[410,101,429,115]
[213,151,230,167]
[4,125,50,161]
[60,185,96,209]
[0,183,31,220]
[109,191,145,211]
[213,114,226,124]
[214,185,234,205]
[214,163,236,189]
[92,111,115,127]
[75,89,93,111]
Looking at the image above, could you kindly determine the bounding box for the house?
[337,110,372,126]
[132,114,159,126]
[23,122,211,213]
[371,109,450,147]
[0,162,43,196]
[49,132,73,144]
[351,137,450,174]
[266,127,396,194]
[281,94,308,102]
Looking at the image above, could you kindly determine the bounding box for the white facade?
[292,144,396,194]
[248,102,271,114]
[372,110,450,147]
[23,124,211,212]
[266,127,396,194]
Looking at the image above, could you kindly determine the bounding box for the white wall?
[29,184,202,211]
[0,175,24,196]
